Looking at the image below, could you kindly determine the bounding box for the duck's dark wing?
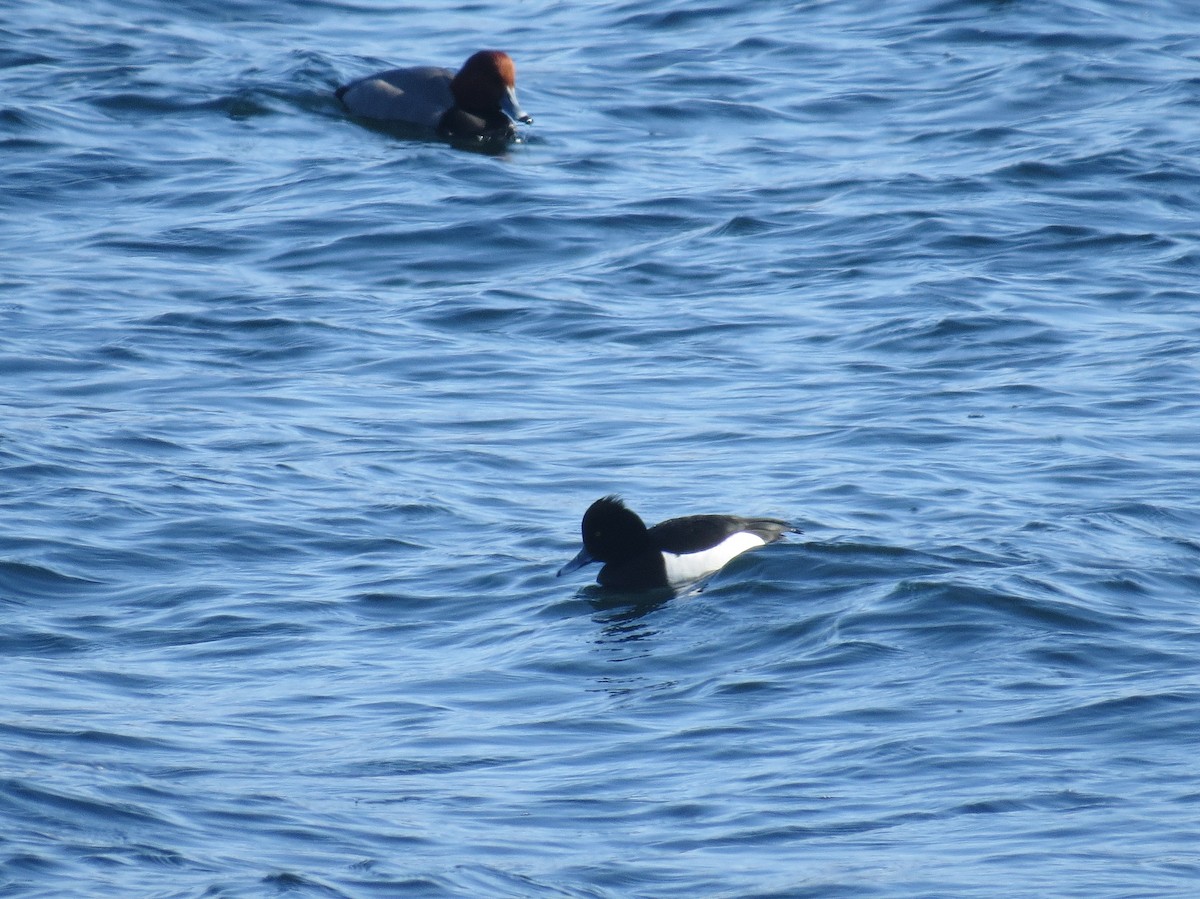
[648,515,794,555]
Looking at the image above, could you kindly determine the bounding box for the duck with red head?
[336,50,532,141]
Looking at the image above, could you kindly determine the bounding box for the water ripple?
[3,0,1200,896]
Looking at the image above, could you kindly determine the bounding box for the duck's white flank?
[661,531,767,585]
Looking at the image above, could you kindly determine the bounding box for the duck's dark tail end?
[744,518,800,544]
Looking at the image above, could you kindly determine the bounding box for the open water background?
[3,0,1200,895]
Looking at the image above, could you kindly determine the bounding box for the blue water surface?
[3,0,1200,896]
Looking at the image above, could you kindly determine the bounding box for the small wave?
[0,561,100,603]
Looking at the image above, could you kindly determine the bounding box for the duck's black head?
[580,495,650,563]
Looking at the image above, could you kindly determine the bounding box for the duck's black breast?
[597,550,668,590]
[436,106,515,139]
